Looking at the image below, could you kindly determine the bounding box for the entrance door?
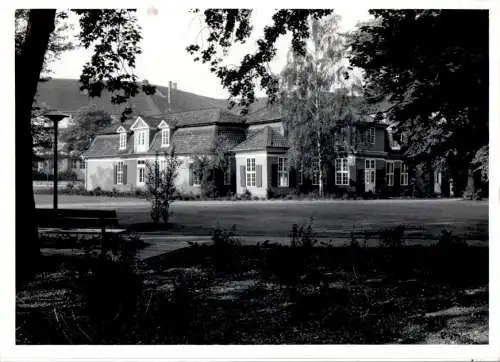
[365,159,376,193]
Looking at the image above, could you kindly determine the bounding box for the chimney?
[168,81,172,112]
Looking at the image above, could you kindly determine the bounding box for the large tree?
[348,10,488,195]
[16,9,155,285]
[63,105,113,153]
[280,15,360,197]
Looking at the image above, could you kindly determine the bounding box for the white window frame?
[192,168,201,186]
[365,159,376,185]
[137,160,146,185]
[386,161,394,186]
[278,157,289,187]
[117,161,124,185]
[119,132,127,150]
[71,159,78,169]
[137,131,146,146]
[335,158,349,186]
[161,128,170,147]
[401,163,409,186]
[364,127,375,144]
[246,158,256,187]
[79,160,85,169]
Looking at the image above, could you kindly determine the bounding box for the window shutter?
[123,164,127,184]
[240,165,246,187]
[113,164,117,184]
[256,164,262,188]
[189,163,193,186]
[271,163,278,187]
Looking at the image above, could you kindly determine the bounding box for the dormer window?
[130,116,150,153]
[158,120,170,148]
[161,128,170,147]
[117,126,127,150]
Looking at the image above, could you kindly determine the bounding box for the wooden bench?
[36,208,126,239]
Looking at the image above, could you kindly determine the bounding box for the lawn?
[17,236,488,344]
[35,195,489,244]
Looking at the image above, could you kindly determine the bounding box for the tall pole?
[45,110,69,211]
[53,120,58,209]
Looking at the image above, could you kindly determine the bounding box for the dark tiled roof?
[164,108,244,127]
[232,126,289,152]
[171,127,216,154]
[83,135,120,158]
[246,104,283,124]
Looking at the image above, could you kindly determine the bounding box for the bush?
[210,225,241,273]
[436,230,467,248]
[241,188,252,200]
[379,225,405,247]
[266,187,275,199]
[74,244,143,326]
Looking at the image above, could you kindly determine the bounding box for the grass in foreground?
[17,231,488,344]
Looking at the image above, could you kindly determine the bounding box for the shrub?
[210,225,241,273]
[74,243,143,326]
[290,218,317,249]
[379,225,405,247]
[242,188,252,200]
[436,230,467,248]
[266,187,275,199]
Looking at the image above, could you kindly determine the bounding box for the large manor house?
[34,79,446,198]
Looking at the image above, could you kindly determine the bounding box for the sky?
[49,8,373,99]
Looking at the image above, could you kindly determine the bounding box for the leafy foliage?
[187,9,334,112]
[145,151,182,223]
[62,104,113,152]
[73,9,156,120]
[280,14,361,196]
[15,10,74,75]
[349,10,488,189]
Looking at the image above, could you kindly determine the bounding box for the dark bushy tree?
[63,105,113,153]
[348,10,488,196]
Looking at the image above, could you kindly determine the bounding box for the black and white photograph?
[3,2,498,361]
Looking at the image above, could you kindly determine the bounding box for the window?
[246,158,256,187]
[224,166,231,186]
[80,160,85,169]
[312,161,320,186]
[192,169,201,186]
[401,163,409,186]
[71,159,78,169]
[161,128,170,147]
[335,158,349,185]
[137,160,145,185]
[386,161,394,186]
[363,127,375,144]
[119,132,127,150]
[137,131,145,145]
[278,157,289,187]
[160,159,166,172]
[117,161,124,185]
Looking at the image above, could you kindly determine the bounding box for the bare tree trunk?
[317,132,323,198]
[16,10,56,286]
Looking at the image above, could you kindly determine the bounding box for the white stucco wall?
[86,155,201,194]
[235,151,268,198]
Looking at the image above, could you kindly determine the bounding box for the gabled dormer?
[130,116,150,153]
[116,125,127,150]
[158,120,171,148]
